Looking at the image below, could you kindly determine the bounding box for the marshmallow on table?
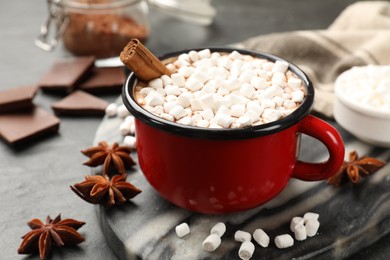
[123,135,136,149]
[117,104,130,119]
[290,216,304,233]
[253,229,269,248]
[202,234,221,252]
[175,223,190,238]
[294,223,307,241]
[210,222,226,237]
[305,219,320,237]
[274,234,294,249]
[119,120,133,136]
[105,103,118,117]
[238,241,255,260]
[234,230,252,243]
[303,212,319,223]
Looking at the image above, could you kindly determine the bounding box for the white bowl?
[334,66,390,147]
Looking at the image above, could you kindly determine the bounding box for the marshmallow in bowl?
[335,65,390,111]
[134,49,307,129]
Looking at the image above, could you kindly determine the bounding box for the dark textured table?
[1,0,389,259]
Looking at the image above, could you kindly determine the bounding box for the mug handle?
[292,115,345,181]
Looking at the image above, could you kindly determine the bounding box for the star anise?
[81,141,135,175]
[17,214,85,260]
[328,150,385,186]
[70,173,141,207]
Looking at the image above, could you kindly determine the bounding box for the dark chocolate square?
[51,90,108,116]
[39,56,95,92]
[79,67,125,94]
[0,106,60,145]
[0,85,38,113]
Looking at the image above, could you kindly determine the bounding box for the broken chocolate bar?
[0,85,38,113]
[79,67,125,94]
[38,56,95,92]
[51,90,108,116]
[0,106,60,145]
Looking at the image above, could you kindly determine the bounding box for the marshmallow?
[139,87,155,97]
[178,66,194,78]
[260,85,284,99]
[198,49,211,59]
[303,212,319,223]
[224,78,241,91]
[231,104,246,117]
[262,108,282,122]
[119,120,133,136]
[283,99,296,109]
[161,113,175,121]
[216,106,232,116]
[240,83,256,98]
[123,135,136,149]
[305,219,320,237]
[202,234,221,252]
[178,53,190,62]
[105,103,118,117]
[238,241,255,260]
[171,73,185,87]
[188,50,200,62]
[272,60,289,73]
[290,216,304,233]
[217,87,230,96]
[273,96,284,107]
[190,99,203,111]
[291,90,305,102]
[165,85,182,96]
[229,50,243,60]
[293,223,307,241]
[166,63,176,72]
[117,104,130,119]
[251,77,268,90]
[185,78,203,92]
[271,72,286,86]
[200,108,214,120]
[164,101,178,113]
[234,230,251,243]
[200,93,215,109]
[177,116,194,126]
[177,93,192,108]
[149,78,164,89]
[175,223,190,238]
[210,222,226,237]
[169,105,188,120]
[253,229,269,248]
[246,101,263,115]
[274,234,294,249]
[215,114,234,128]
[237,115,252,127]
[288,78,302,90]
[202,83,217,93]
[197,119,210,128]
[192,114,203,124]
[145,93,164,107]
[166,95,177,102]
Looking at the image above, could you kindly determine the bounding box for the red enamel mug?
[122,48,345,214]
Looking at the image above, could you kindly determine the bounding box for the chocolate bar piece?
[0,85,38,113]
[79,67,125,94]
[51,90,108,116]
[39,56,95,92]
[0,106,60,145]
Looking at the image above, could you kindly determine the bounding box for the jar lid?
[148,0,216,25]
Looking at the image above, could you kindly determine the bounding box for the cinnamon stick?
[120,38,171,81]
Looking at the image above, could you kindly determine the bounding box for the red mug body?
[122,48,345,214]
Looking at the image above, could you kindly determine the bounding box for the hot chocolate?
[133,49,307,129]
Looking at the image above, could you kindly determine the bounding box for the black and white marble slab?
[93,100,390,260]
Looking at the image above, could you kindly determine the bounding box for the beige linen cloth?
[240,1,390,118]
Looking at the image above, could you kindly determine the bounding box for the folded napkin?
[240,1,390,118]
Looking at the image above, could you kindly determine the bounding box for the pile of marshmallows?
[175,212,320,260]
[135,49,306,129]
[105,103,137,149]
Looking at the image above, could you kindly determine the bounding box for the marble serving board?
[93,101,390,260]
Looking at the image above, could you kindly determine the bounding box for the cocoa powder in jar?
[62,0,149,58]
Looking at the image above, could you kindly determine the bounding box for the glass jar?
[36,0,149,58]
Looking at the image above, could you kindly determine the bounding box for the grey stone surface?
[1,0,387,260]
